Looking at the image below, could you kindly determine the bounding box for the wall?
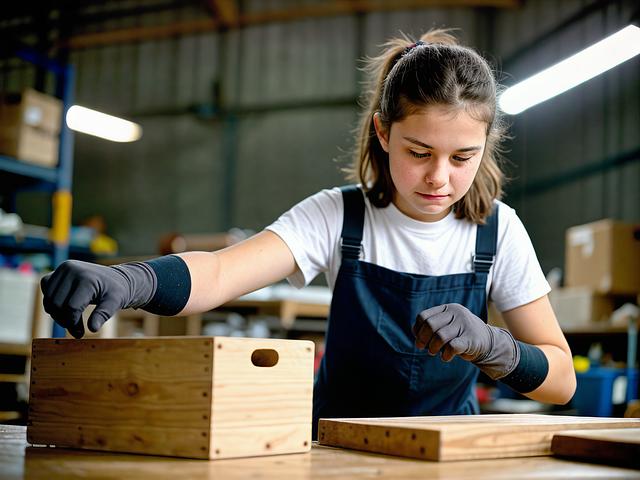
[2,1,638,279]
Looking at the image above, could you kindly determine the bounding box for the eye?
[410,151,430,159]
[453,155,473,162]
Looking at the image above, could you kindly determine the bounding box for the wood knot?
[126,382,140,396]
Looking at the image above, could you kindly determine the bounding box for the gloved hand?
[41,260,155,339]
[412,303,520,380]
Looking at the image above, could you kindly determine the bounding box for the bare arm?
[175,230,298,315]
[501,295,576,404]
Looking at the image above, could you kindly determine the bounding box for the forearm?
[174,231,298,315]
[517,344,576,404]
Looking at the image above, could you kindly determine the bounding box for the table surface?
[2,425,639,479]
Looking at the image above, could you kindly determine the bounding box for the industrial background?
[1,0,637,275]
[1,1,640,471]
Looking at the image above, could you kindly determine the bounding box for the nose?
[424,157,448,188]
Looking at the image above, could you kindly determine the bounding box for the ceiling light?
[66,105,142,142]
[500,25,640,115]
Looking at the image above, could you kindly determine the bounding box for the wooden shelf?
[0,411,21,422]
[221,299,329,329]
[0,374,27,383]
[562,324,630,335]
[0,343,31,356]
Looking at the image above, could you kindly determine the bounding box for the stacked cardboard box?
[553,220,640,329]
[0,88,62,167]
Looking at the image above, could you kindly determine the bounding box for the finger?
[441,337,469,362]
[41,271,64,315]
[412,315,424,338]
[414,305,449,348]
[87,296,120,332]
[52,307,84,339]
[416,304,448,323]
[427,322,461,356]
[416,309,456,350]
[414,320,435,350]
[441,343,457,362]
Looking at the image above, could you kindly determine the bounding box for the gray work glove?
[412,303,520,380]
[41,260,156,339]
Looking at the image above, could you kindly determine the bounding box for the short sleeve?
[491,205,551,312]
[265,188,342,288]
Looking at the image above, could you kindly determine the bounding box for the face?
[374,105,487,222]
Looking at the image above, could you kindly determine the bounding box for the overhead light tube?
[66,105,143,142]
[499,25,640,115]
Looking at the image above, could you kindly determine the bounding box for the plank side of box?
[318,414,640,461]
[28,336,314,459]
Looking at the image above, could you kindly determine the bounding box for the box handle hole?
[251,349,279,367]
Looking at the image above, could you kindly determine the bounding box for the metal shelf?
[0,235,95,260]
[0,49,75,338]
[0,156,58,185]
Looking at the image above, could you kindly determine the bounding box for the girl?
[41,29,576,437]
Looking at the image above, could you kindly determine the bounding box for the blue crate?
[572,367,638,417]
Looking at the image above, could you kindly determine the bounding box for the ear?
[373,112,390,153]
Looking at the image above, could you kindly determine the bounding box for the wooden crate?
[28,336,314,459]
[318,414,640,461]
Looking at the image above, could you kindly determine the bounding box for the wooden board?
[551,428,640,468]
[318,414,640,461]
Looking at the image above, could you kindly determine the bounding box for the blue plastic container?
[572,367,638,417]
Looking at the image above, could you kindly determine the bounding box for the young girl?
[41,29,575,436]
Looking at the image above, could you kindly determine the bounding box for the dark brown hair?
[349,29,507,224]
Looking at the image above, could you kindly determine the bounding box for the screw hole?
[411,433,416,440]
[385,430,390,437]
[363,438,368,445]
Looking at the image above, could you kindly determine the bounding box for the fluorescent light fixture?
[66,105,142,142]
[499,25,640,115]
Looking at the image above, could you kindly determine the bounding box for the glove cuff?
[474,327,520,380]
[110,262,157,309]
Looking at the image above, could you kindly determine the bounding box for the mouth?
[417,192,449,200]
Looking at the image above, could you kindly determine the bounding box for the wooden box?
[28,336,314,459]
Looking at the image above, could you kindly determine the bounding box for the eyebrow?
[403,136,482,152]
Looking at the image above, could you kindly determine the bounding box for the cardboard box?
[549,287,614,329]
[28,336,314,459]
[0,88,62,167]
[565,220,640,295]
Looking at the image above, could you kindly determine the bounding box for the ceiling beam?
[62,0,520,49]
[207,0,239,29]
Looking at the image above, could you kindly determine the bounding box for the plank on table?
[318,414,640,461]
[551,428,640,468]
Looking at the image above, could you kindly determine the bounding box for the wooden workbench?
[1,425,638,479]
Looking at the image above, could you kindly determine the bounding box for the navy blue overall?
[312,185,498,437]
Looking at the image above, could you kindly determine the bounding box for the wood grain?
[28,336,314,459]
[318,414,640,461]
[4,425,640,480]
[551,428,640,468]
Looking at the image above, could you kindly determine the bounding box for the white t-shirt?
[266,187,550,313]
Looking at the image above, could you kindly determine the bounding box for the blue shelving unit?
[0,49,76,338]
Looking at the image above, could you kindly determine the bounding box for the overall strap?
[339,185,365,260]
[474,204,499,273]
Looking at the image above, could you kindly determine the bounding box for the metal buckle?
[341,241,361,259]
[473,254,494,272]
